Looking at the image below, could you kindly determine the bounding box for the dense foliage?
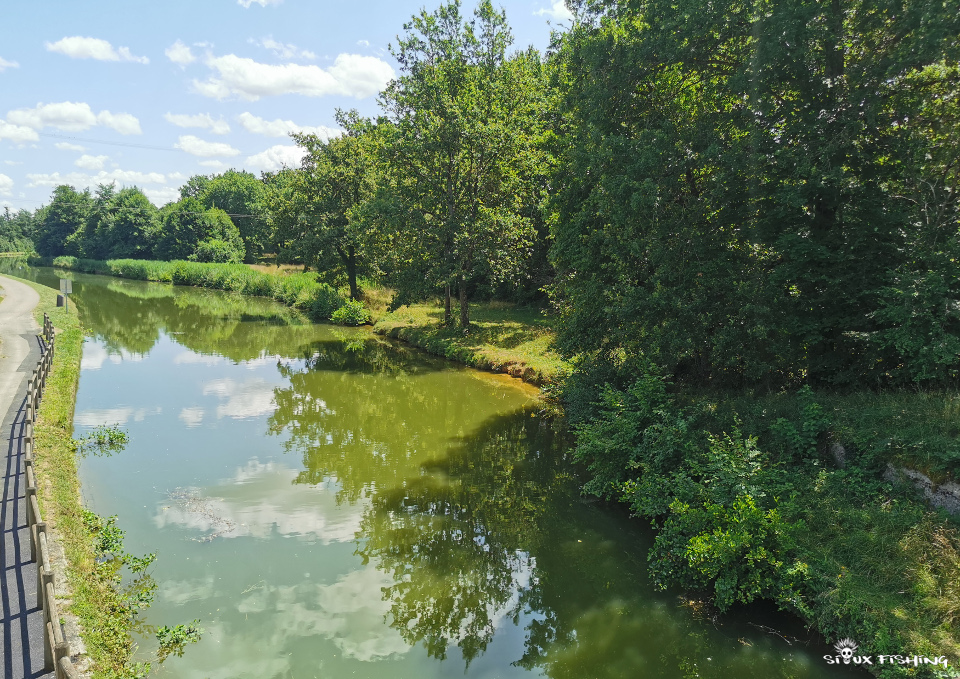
[551,0,960,391]
[0,206,36,252]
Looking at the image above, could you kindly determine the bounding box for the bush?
[309,284,345,321]
[331,299,372,326]
[274,273,317,308]
[190,239,243,264]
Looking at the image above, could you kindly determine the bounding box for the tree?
[155,198,244,262]
[550,0,960,390]
[201,170,267,262]
[66,185,159,259]
[268,112,382,299]
[35,185,91,257]
[379,0,547,330]
[0,207,37,253]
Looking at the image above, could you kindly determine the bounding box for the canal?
[5,263,865,679]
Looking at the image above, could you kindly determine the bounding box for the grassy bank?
[578,377,960,677]
[373,302,566,386]
[39,254,567,387]
[6,274,146,677]
[699,390,960,675]
[33,255,346,322]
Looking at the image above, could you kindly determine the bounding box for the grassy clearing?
[373,301,567,386]
[245,262,308,275]
[794,472,960,674]
[5,274,147,678]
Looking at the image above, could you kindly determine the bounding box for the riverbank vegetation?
[5,0,960,675]
[373,302,564,386]
[7,274,201,677]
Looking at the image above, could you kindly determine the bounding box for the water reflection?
[5,264,864,679]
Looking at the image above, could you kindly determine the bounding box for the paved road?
[0,274,53,678]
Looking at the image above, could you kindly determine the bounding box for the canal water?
[3,263,864,679]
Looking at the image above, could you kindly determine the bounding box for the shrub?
[190,239,243,264]
[308,284,345,321]
[331,299,372,326]
[275,273,318,309]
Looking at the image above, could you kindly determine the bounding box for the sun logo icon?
[834,638,858,664]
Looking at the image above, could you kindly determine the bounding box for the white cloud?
[165,112,230,135]
[244,144,306,172]
[0,120,39,143]
[175,134,240,157]
[27,169,167,189]
[165,40,196,66]
[45,36,149,64]
[237,112,339,139]
[97,110,142,134]
[54,141,86,151]
[357,40,370,48]
[142,185,180,206]
[238,0,283,6]
[75,154,108,170]
[193,53,393,101]
[535,0,574,21]
[9,101,95,131]
[7,101,141,135]
[0,174,13,196]
[3,161,22,166]
[0,57,19,71]
[252,37,316,60]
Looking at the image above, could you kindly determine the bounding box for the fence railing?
[23,313,82,679]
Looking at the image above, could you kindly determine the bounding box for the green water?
[4,263,865,679]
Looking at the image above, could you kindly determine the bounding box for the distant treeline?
[11,0,956,392]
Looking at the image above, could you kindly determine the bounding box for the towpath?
[0,274,52,678]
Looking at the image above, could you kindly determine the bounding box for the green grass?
[373,301,568,386]
[791,471,960,675]
[4,274,147,678]
[688,389,960,483]
[35,256,347,322]
[666,387,960,675]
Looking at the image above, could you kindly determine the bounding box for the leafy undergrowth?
[577,377,960,678]
[373,301,567,386]
[692,389,960,484]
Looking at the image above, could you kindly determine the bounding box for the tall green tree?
[379,0,547,329]
[155,198,244,262]
[0,207,37,253]
[266,113,384,299]
[551,0,960,390]
[201,170,267,262]
[66,185,160,260]
[35,185,91,257]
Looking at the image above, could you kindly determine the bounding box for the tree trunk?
[346,246,359,300]
[459,277,469,332]
[444,282,452,326]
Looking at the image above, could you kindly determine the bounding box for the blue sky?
[0,0,572,211]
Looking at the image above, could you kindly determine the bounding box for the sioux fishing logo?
[833,639,858,664]
[823,638,950,668]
